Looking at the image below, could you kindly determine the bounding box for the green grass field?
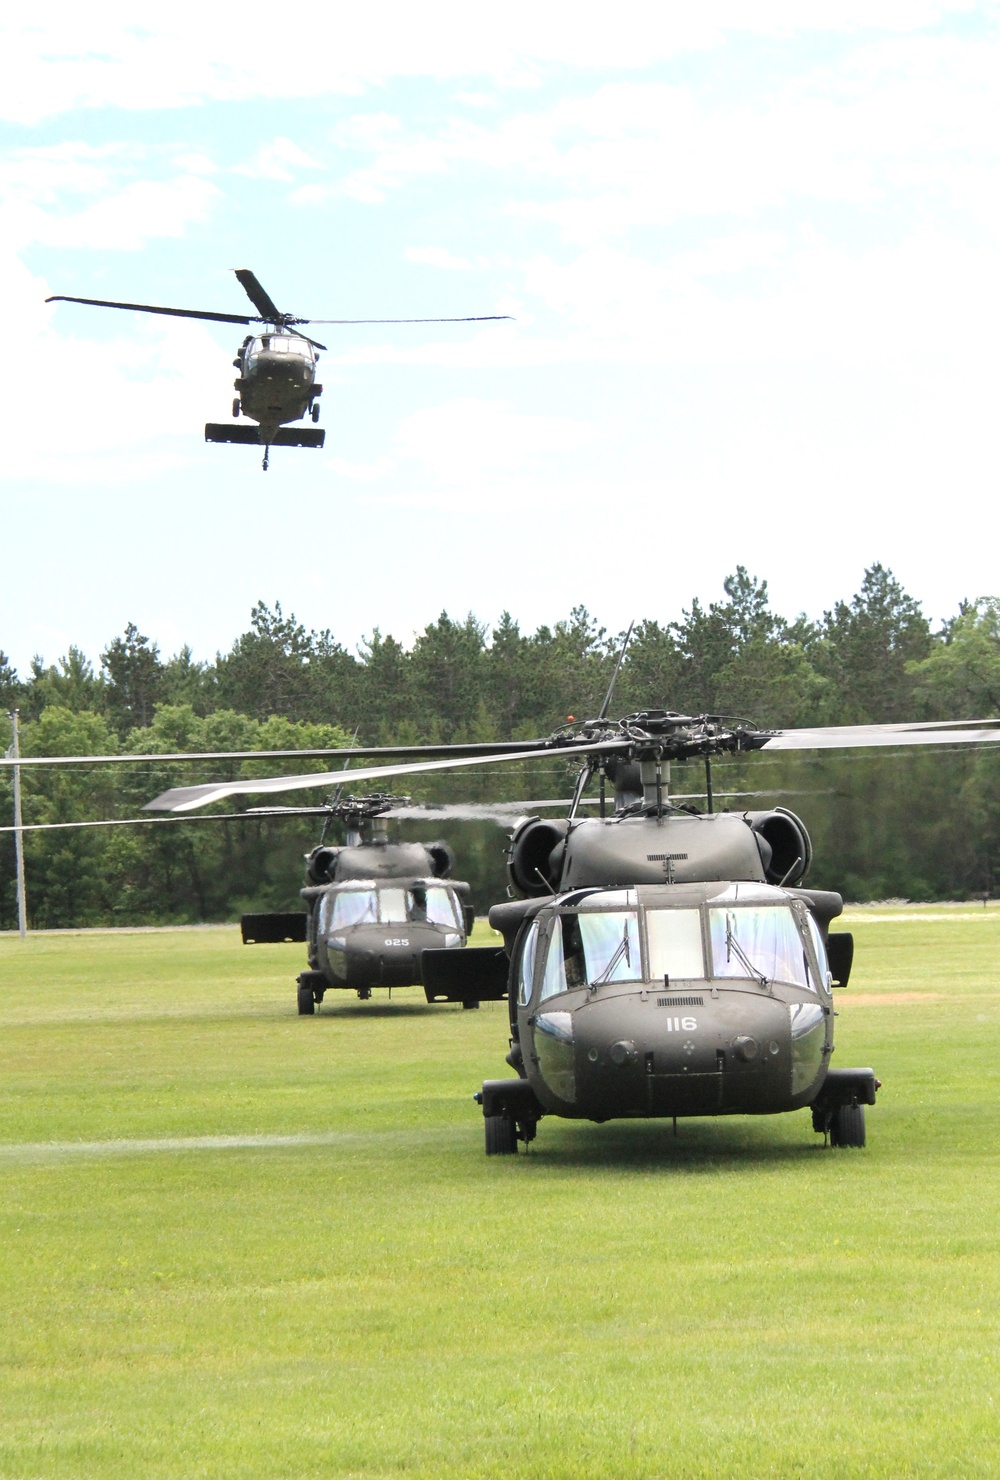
[1,907,999,1479]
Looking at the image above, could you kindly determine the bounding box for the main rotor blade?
[761,720,1000,751]
[46,294,251,326]
[305,315,513,324]
[234,269,282,321]
[0,810,285,834]
[382,798,602,823]
[143,740,631,813]
[0,740,558,770]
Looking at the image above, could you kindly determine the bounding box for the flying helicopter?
[45,269,512,470]
[132,699,1000,1155]
[238,791,478,1014]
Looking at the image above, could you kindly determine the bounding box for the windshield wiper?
[592,924,632,987]
[725,913,769,989]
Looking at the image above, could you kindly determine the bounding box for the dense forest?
[2,564,999,928]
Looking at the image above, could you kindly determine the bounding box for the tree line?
[2,564,999,928]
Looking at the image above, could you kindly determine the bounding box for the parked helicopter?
[238,791,478,1014]
[136,705,1000,1154]
[45,269,512,470]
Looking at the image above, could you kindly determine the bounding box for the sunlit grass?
[1,912,999,1478]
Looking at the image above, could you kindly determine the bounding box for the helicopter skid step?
[205,423,326,448]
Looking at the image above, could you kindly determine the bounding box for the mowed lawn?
[1,909,999,1479]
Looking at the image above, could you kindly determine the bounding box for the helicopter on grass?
[237,792,478,1014]
[45,269,512,471]
[133,692,1000,1156]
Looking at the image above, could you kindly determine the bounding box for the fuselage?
[233,332,319,438]
[503,880,837,1122]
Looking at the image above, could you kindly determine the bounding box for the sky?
[3,1,999,674]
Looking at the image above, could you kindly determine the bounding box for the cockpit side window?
[517,919,540,1006]
[804,912,831,993]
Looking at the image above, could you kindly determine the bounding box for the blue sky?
[3,2,999,673]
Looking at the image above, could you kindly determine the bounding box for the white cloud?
[234,137,321,182]
[0,142,221,251]
[404,246,474,271]
[0,250,234,482]
[1,3,988,122]
[392,398,598,483]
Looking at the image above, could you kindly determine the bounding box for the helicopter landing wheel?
[461,999,480,1010]
[830,1103,866,1148]
[311,402,320,423]
[485,1113,518,1156]
[297,983,316,1016]
[232,399,240,418]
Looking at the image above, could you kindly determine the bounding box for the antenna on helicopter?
[567,619,636,827]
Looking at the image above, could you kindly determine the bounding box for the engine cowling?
[745,808,812,886]
[507,817,569,897]
[305,845,341,884]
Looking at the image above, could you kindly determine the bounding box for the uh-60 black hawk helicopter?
[235,791,478,1014]
[46,269,511,471]
[136,690,1000,1158]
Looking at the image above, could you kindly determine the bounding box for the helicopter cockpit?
[519,884,829,1006]
[246,334,315,363]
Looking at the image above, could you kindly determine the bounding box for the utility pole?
[6,710,27,938]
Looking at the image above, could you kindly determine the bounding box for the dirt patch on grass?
[845,992,944,1005]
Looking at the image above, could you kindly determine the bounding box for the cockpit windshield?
[419,887,461,927]
[327,890,378,928]
[708,905,812,989]
[251,335,298,355]
[323,884,460,932]
[540,910,641,1000]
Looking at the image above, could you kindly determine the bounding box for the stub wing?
[205,424,325,448]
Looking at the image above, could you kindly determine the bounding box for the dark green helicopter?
[127,689,1000,1155]
[233,792,478,1014]
[46,269,511,470]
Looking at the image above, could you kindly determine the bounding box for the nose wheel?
[311,403,320,423]
[829,1103,866,1147]
[485,1113,518,1155]
[232,399,240,418]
